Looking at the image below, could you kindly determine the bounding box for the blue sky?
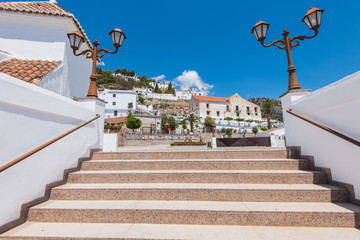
[59,0,359,99]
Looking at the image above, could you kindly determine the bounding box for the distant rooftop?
[192,94,234,103]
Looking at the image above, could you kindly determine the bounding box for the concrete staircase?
[2,149,360,239]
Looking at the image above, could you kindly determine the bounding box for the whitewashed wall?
[0,74,104,227]
[0,12,92,99]
[281,71,360,199]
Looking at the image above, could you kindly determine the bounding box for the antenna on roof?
[49,0,57,3]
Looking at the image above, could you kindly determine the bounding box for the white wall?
[98,89,137,118]
[281,71,360,199]
[0,12,92,99]
[0,74,104,226]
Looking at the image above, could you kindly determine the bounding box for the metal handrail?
[287,109,360,147]
[0,114,100,173]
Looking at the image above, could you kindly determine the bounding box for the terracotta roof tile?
[0,1,92,49]
[192,95,230,103]
[0,58,62,84]
[104,117,127,124]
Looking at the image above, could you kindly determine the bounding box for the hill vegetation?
[248,98,283,122]
[96,67,175,94]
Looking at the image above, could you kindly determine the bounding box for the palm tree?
[186,113,199,132]
[261,98,273,130]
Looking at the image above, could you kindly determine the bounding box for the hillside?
[248,98,283,122]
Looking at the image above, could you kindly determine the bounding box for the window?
[247,106,250,111]
[114,110,118,116]
[247,112,250,116]
[207,111,210,115]
[206,103,209,108]
[226,106,230,111]
[236,112,240,117]
[217,111,220,116]
[254,107,257,112]
[255,113,258,116]
[113,94,116,97]
[112,102,116,106]
[236,106,239,111]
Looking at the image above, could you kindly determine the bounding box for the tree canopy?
[126,117,142,132]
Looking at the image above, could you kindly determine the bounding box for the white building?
[98,89,137,118]
[133,87,153,97]
[176,88,203,100]
[113,73,140,81]
[149,80,170,90]
[0,0,92,99]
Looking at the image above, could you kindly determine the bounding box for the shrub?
[261,127,268,131]
[225,128,233,136]
[126,117,142,132]
[252,127,258,135]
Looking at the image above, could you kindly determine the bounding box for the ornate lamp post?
[67,28,126,98]
[252,7,324,91]
[211,123,216,137]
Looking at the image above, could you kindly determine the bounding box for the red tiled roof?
[192,95,229,103]
[0,58,62,84]
[0,1,69,15]
[0,1,92,49]
[104,117,127,124]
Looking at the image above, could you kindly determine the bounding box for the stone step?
[82,159,311,171]
[50,183,348,202]
[27,200,360,227]
[67,170,327,184]
[92,149,290,160]
[3,222,360,240]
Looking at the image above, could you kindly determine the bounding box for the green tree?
[225,128,233,136]
[120,68,128,75]
[204,116,214,128]
[224,117,233,125]
[154,83,162,93]
[252,127,258,135]
[235,118,245,126]
[127,70,136,76]
[114,68,121,74]
[261,98,274,130]
[138,96,145,104]
[126,117,142,132]
[96,67,102,75]
[167,82,175,94]
[185,113,200,132]
[127,102,133,117]
[161,116,177,132]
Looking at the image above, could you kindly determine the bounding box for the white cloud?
[174,70,213,95]
[152,74,166,81]
[97,61,105,66]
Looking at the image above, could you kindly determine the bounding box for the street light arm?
[260,39,286,50]
[98,45,120,58]
[72,48,93,57]
[290,28,319,48]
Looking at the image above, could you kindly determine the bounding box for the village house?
[175,87,203,100]
[0,0,92,99]
[98,89,137,118]
[189,93,262,120]
[149,80,170,90]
